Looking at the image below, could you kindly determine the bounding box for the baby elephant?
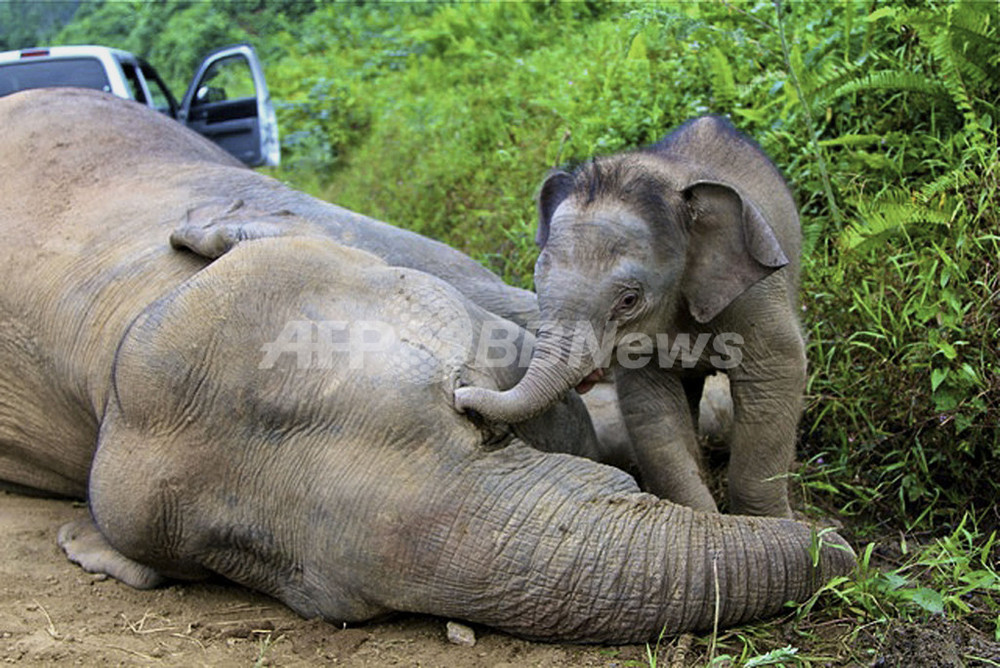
[457,116,805,518]
[0,89,852,643]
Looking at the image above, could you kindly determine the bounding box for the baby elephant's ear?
[536,170,574,248]
[681,181,789,324]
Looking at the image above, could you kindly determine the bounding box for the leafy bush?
[785,1,1000,529]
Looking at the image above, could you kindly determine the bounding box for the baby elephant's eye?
[614,290,641,315]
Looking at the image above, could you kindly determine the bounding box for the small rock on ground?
[445,621,476,647]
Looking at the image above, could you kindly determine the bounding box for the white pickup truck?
[0,43,279,167]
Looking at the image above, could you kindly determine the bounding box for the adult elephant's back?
[0,89,223,497]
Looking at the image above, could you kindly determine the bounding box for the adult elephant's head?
[455,116,793,423]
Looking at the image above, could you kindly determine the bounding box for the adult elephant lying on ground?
[0,89,853,642]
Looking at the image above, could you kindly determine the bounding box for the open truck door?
[178,44,279,167]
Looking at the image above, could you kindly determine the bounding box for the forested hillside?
[3,1,998,663]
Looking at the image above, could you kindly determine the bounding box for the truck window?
[120,62,148,104]
[0,57,111,97]
[192,54,256,106]
[139,61,176,116]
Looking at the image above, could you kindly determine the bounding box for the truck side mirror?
[194,85,227,105]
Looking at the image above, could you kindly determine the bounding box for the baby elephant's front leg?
[616,366,717,512]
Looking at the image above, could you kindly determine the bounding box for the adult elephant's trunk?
[378,444,855,642]
[455,319,598,423]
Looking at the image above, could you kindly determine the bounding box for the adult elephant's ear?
[536,170,574,248]
[170,199,298,259]
[681,181,789,323]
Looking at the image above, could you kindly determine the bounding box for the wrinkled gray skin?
[0,90,853,643]
[168,197,541,329]
[175,156,540,332]
[456,117,805,518]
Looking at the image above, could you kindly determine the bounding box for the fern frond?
[904,2,1000,96]
[832,70,949,102]
[707,46,737,108]
[864,5,901,25]
[946,10,1000,73]
[933,32,976,107]
[802,62,864,107]
[910,0,999,60]
[924,29,983,129]
[841,191,952,250]
[920,168,974,200]
[818,134,884,148]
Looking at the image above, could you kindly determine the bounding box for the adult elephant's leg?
[616,366,717,511]
[726,318,806,518]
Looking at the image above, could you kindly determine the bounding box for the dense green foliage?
[0,0,80,51]
[4,0,998,658]
[278,0,999,538]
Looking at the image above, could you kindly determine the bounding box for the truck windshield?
[0,57,111,97]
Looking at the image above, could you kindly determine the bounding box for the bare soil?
[3,493,998,667]
[0,493,653,667]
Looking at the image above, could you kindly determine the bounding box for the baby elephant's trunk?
[455,323,591,423]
